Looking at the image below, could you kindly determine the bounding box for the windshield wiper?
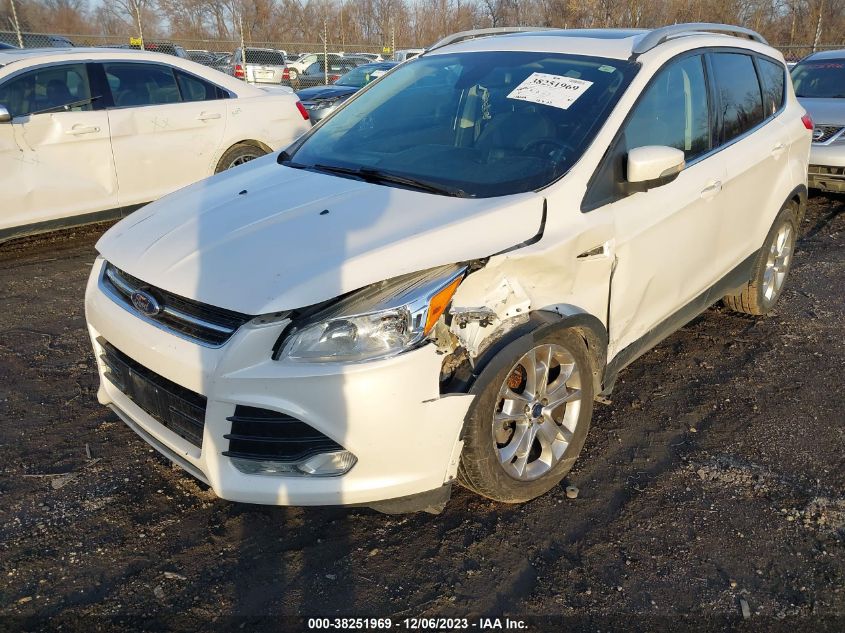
[312,163,469,197]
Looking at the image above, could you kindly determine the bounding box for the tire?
[723,201,799,316]
[215,143,267,173]
[458,328,594,503]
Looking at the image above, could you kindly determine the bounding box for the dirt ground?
[0,195,843,633]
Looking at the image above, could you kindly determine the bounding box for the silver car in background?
[792,50,845,193]
[231,47,288,84]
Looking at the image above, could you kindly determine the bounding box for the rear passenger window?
[756,58,785,117]
[623,54,711,161]
[104,63,181,108]
[711,53,765,142]
[176,71,221,102]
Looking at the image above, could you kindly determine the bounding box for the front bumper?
[84,258,472,508]
[809,144,845,193]
[301,103,339,123]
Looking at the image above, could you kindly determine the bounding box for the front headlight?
[277,264,465,363]
[311,99,338,110]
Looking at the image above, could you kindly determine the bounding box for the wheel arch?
[444,309,608,399]
[787,183,808,226]
[213,139,273,173]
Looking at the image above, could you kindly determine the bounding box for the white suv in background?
[0,48,310,241]
[85,24,810,513]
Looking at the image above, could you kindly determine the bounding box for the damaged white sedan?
[0,47,310,241]
[85,24,810,513]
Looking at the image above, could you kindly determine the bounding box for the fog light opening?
[230,450,357,477]
[296,450,357,476]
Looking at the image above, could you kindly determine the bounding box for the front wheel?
[458,328,594,503]
[723,202,799,315]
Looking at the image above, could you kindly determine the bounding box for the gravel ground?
[0,195,843,632]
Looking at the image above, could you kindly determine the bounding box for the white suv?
[85,24,811,513]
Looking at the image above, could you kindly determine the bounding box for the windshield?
[287,51,638,197]
[791,59,845,98]
[336,64,392,88]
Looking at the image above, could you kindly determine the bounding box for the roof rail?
[632,23,768,56]
[428,27,556,53]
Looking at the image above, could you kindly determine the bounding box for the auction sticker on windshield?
[507,72,593,110]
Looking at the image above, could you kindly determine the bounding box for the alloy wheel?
[762,222,794,303]
[492,343,582,481]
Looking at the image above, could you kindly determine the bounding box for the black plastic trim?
[0,204,144,244]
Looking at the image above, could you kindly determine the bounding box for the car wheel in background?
[723,201,799,315]
[458,329,594,503]
[215,143,268,173]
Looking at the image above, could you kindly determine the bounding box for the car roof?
[0,47,264,94]
[802,49,845,61]
[348,61,398,71]
[430,25,773,61]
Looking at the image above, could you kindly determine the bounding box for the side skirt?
[600,248,759,395]
[0,203,147,244]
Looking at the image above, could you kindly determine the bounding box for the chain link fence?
[2,26,844,89]
[0,29,405,90]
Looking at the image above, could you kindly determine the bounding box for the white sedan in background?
[0,47,311,241]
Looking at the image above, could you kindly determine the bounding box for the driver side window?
[623,54,711,161]
[0,63,92,118]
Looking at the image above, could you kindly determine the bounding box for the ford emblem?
[131,290,162,316]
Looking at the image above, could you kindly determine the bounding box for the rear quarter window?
[756,57,786,117]
[710,52,765,142]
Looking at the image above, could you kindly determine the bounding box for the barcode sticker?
[507,72,593,110]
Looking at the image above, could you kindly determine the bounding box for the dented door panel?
[1,111,117,231]
[108,101,226,208]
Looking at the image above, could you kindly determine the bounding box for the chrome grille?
[100,262,253,347]
[813,125,844,144]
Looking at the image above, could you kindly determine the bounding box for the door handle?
[771,142,786,157]
[197,112,222,121]
[700,180,722,199]
[65,125,100,135]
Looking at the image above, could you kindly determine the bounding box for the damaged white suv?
[85,24,811,513]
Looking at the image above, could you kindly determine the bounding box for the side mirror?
[626,145,685,189]
[0,105,10,123]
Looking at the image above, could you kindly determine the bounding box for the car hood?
[96,155,545,315]
[799,97,845,125]
[297,85,357,101]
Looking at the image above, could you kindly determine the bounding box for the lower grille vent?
[223,406,342,462]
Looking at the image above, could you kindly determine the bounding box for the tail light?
[282,67,290,81]
[234,64,245,79]
[296,101,309,121]
[801,113,814,130]
[328,74,340,83]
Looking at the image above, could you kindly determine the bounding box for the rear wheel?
[215,143,267,173]
[723,202,798,315]
[458,329,594,503]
